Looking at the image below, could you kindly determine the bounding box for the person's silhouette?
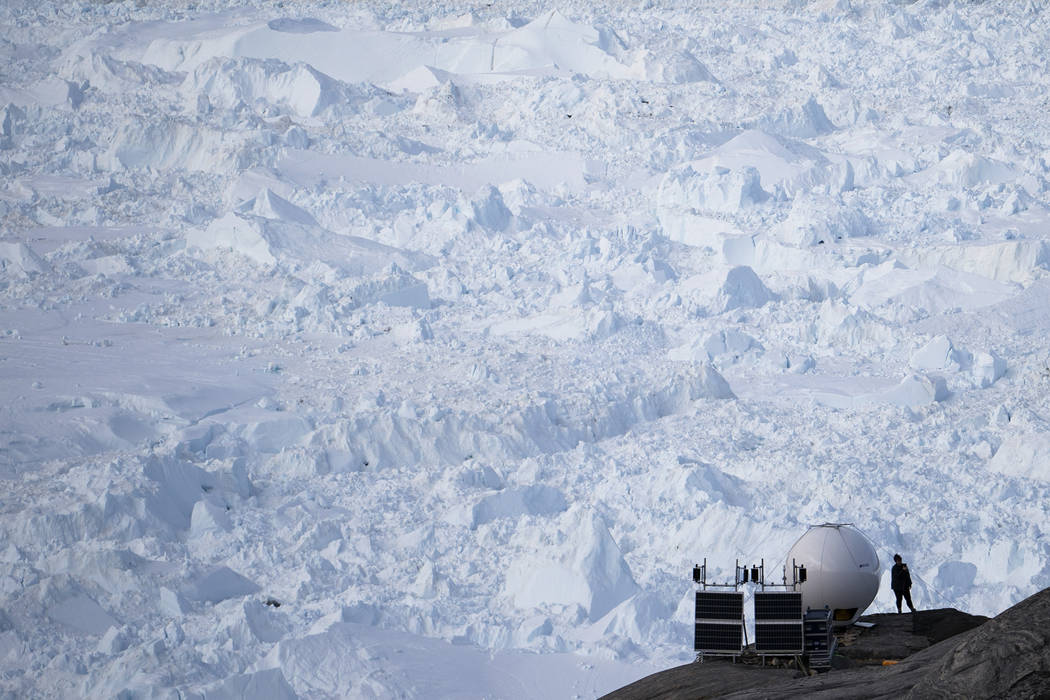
[891,553,917,613]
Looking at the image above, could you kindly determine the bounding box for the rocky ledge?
[602,587,1050,699]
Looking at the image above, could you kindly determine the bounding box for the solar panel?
[754,591,802,620]
[694,623,742,652]
[694,591,743,655]
[754,623,803,652]
[754,591,803,654]
[695,591,744,620]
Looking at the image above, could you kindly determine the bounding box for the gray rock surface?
[909,588,1050,699]
[602,590,1050,700]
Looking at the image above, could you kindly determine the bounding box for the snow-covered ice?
[2,0,1050,697]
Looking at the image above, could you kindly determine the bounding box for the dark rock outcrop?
[602,588,1050,700]
[909,588,1050,698]
[835,608,988,666]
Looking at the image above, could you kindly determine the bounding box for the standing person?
[891,553,917,613]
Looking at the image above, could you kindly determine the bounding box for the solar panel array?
[754,591,803,654]
[694,591,743,655]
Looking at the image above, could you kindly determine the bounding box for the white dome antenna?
[784,523,881,626]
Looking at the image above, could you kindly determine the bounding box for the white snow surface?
[2,0,1050,697]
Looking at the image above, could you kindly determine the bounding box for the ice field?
[2,0,1050,697]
